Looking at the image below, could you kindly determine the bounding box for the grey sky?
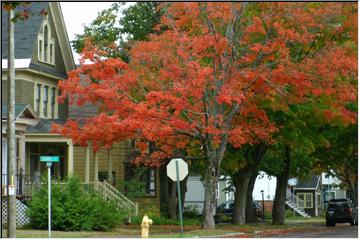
[60,2,132,64]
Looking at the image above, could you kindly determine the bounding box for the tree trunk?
[203,163,218,229]
[159,165,170,214]
[348,180,358,207]
[232,169,251,225]
[246,172,258,223]
[168,181,177,219]
[272,146,291,225]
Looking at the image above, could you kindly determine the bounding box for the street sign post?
[40,156,59,238]
[167,158,188,235]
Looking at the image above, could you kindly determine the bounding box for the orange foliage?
[54,3,357,167]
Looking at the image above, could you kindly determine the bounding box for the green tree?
[71,2,163,62]
[315,119,358,206]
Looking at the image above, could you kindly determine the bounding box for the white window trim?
[37,15,55,65]
[297,192,313,209]
[34,82,58,119]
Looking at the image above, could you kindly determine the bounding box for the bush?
[183,205,200,218]
[26,176,125,231]
[138,199,160,217]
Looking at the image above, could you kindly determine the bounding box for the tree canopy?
[54,2,357,228]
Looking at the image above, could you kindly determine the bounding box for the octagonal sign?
[167,158,188,181]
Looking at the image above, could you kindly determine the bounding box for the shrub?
[183,205,200,218]
[26,176,125,231]
[138,199,160,217]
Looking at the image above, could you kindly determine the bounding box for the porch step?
[92,181,138,221]
[285,200,310,218]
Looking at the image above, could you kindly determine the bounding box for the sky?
[60,2,128,64]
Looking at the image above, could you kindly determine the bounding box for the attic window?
[37,16,55,65]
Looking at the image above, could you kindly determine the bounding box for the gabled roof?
[2,104,38,120]
[2,2,48,60]
[27,118,67,133]
[2,2,75,72]
[295,175,321,190]
[2,104,39,128]
[50,3,75,72]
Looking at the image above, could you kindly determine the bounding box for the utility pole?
[7,8,17,238]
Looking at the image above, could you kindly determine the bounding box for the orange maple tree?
[54,3,357,228]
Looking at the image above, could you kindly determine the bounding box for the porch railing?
[286,189,305,213]
[94,180,138,220]
[1,170,36,199]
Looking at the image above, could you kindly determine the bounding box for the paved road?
[267,224,358,238]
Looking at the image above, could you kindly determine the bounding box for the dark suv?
[326,199,358,226]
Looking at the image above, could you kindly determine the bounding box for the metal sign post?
[47,162,52,238]
[167,158,188,236]
[175,160,184,235]
[40,156,59,238]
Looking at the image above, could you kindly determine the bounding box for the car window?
[339,202,349,208]
[328,203,337,208]
[328,202,349,208]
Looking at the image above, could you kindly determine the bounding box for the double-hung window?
[43,86,48,117]
[51,88,56,118]
[297,192,313,209]
[35,84,41,114]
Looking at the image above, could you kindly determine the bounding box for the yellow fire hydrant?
[141,215,153,238]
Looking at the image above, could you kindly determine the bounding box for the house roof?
[295,175,320,189]
[2,2,48,60]
[27,118,66,133]
[2,104,38,119]
[2,3,75,73]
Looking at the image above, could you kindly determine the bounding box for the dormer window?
[38,16,55,65]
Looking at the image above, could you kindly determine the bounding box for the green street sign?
[40,156,60,162]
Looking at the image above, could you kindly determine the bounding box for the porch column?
[93,151,99,183]
[67,140,74,176]
[107,148,112,185]
[84,142,90,183]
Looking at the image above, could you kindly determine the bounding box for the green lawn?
[3,216,325,238]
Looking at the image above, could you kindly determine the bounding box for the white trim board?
[2,59,31,69]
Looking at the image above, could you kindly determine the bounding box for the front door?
[28,142,66,179]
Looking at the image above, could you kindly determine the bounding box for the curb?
[193,232,245,238]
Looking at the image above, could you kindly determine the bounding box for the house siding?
[294,189,316,217]
[68,102,99,119]
[72,141,161,211]
[2,79,34,106]
[58,98,68,119]
[73,141,131,184]
[30,7,67,79]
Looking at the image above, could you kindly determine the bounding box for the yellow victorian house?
[1,2,160,215]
